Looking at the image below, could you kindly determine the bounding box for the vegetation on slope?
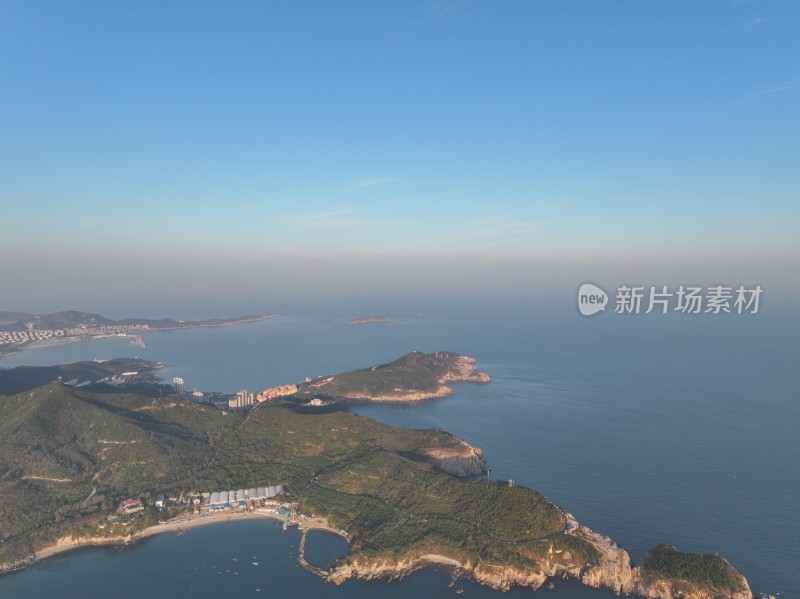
[295,351,486,400]
[0,358,160,395]
[0,381,748,597]
[639,544,748,593]
[0,384,568,571]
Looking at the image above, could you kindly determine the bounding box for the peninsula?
[294,351,491,402]
[0,310,277,358]
[0,355,753,599]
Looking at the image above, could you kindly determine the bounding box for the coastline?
[13,511,753,599]
[141,313,279,333]
[0,348,758,599]
[0,314,279,363]
[302,353,492,403]
[0,336,91,361]
[25,510,311,569]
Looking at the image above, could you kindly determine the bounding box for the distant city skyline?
[1,1,798,307]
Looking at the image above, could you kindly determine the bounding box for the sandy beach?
[29,509,305,566]
[0,334,146,361]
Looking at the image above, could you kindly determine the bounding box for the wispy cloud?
[732,84,799,105]
[284,207,362,228]
[747,16,769,29]
[354,177,397,189]
[748,84,798,100]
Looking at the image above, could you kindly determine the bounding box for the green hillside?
[0,358,160,395]
[0,379,749,598]
[0,311,113,332]
[639,544,749,595]
[295,351,481,400]
[0,383,573,567]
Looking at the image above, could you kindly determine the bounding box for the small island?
[0,354,753,599]
[348,315,391,324]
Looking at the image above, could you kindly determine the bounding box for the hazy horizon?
[2,1,798,311]
[2,247,797,318]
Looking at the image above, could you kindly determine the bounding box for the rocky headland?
[296,351,491,402]
[326,524,752,599]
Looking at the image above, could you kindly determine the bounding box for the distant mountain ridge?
[0,311,35,325]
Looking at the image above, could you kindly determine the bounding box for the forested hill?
[0,376,751,599]
[294,351,491,402]
[0,358,160,395]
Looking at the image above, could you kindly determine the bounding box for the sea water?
[1,306,797,597]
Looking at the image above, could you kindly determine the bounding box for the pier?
[127,335,146,348]
[297,530,330,578]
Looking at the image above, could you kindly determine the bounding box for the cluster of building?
[0,324,149,346]
[257,384,298,401]
[205,486,285,512]
[229,389,256,408]
[169,376,300,411]
[113,486,348,537]
[172,377,207,401]
[119,485,286,515]
[121,498,144,514]
[227,384,300,409]
[56,369,144,389]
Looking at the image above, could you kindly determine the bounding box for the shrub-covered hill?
[0,384,231,558]
[0,383,568,568]
[639,544,751,596]
[295,351,490,401]
[0,358,160,395]
[0,382,752,598]
[0,310,115,332]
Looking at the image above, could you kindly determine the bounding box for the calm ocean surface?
[1,306,798,598]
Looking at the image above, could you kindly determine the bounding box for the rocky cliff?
[325,522,752,599]
[439,355,492,385]
[424,440,488,476]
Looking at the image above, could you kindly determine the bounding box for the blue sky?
[1,1,798,308]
